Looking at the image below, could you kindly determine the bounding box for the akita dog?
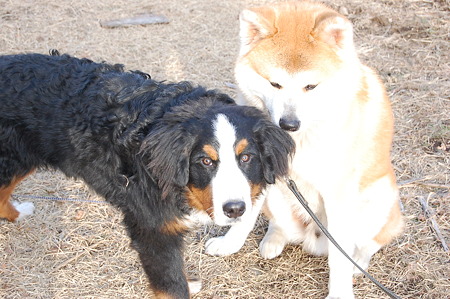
[206,1,404,298]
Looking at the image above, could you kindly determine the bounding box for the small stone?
[339,6,349,16]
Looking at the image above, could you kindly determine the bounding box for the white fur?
[210,114,253,227]
[205,194,264,256]
[238,9,272,56]
[203,114,266,256]
[236,67,400,298]
[186,209,214,227]
[260,180,329,258]
[12,201,35,221]
[256,93,399,298]
[233,3,403,298]
[188,279,202,295]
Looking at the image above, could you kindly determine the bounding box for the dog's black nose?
[223,201,246,219]
[279,118,300,132]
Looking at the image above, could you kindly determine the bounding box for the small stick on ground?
[399,177,450,189]
[415,182,450,189]
[224,82,237,89]
[100,13,170,28]
[418,196,449,252]
[398,177,429,187]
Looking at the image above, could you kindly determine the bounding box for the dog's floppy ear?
[139,122,196,198]
[238,7,276,55]
[312,11,354,52]
[254,120,295,184]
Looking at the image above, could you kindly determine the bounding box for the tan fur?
[185,184,213,218]
[0,172,33,222]
[374,198,404,245]
[161,218,189,235]
[153,290,179,299]
[235,2,403,298]
[250,183,263,205]
[0,183,20,222]
[153,277,201,298]
[240,2,345,78]
[235,138,249,156]
[202,144,218,160]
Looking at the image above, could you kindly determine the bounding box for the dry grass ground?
[1,0,449,298]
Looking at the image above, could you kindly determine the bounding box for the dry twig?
[100,13,169,28]
[418,196,449,252]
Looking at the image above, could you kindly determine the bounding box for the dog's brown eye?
[304,84,318,91]
[240,154,251,163]
[201,158,213,166]
[270,81,282,89]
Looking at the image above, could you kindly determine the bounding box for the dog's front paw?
[13,201,35,221]
[352,256,371,275]
[325,294,355,299]
[188,278,202,294]
[259,233,286,259]
[205,236,242,256]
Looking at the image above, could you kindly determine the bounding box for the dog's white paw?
[205,236,242,256]
[188,278,202,294]
[259,233,286,259]
[13,201,35,221]
[325,293,355,299]
[352,257,370,275]
[352,241,379,275]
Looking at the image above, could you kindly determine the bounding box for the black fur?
[0,52,295,298]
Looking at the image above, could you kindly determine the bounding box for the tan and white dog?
[206,1,404,298]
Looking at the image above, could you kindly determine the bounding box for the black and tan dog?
[0,51,294,298]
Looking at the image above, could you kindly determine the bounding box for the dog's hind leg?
[353,180,403,275]
[0,173,35,222]
[1,127,37,222]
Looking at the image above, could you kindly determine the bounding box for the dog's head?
[235,1,361,133]
[140,98,294,226]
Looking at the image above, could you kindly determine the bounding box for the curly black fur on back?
[0,52,295,298]
[0,53,235,217]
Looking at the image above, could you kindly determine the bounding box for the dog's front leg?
[324,202,356,299]
[123,215,196,299]
[205,195,264,256]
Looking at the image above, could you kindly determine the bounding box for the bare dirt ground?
[1,0,449,298]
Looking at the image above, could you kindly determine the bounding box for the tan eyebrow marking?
[235,138,249,156]
[203,144,218,160]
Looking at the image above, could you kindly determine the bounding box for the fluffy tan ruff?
[235,1,403,298]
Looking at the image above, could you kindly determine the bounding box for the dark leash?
[285,177,401,299]
[14,181,400,297]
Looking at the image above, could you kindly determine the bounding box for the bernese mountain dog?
[0,51,295,298]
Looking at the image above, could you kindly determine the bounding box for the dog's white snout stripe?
[211,114,251,225]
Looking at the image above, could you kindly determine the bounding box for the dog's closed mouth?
[0,51,295,298]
